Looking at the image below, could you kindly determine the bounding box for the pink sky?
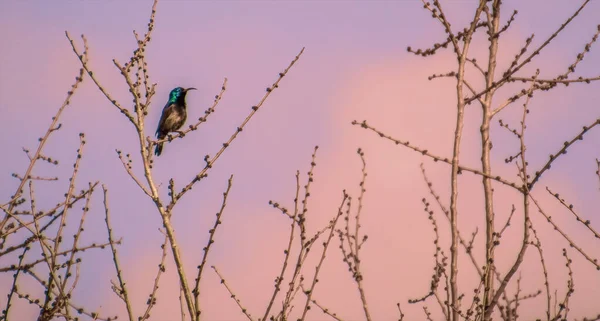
[1,1,600,320]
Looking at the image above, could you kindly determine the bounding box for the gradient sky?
[1,1,600,320]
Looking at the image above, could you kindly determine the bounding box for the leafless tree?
[354,1,600,320]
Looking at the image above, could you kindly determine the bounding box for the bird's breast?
[163,106,187,130]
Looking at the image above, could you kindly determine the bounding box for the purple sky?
[1,1,600,320]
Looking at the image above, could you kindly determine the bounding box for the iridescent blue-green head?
[168,87,197,104]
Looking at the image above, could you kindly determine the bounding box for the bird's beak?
[184,87,197,92]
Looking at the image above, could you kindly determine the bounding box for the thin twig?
[194,175,234,318]
[546,186,600,239]
[140,234,169,321]
[212,265,255,321]
[173,48,305,207]
[103,185,134,321]
[299,192,348,321]
[353,120,521,191]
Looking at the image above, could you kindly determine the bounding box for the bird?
[154,87,197,156]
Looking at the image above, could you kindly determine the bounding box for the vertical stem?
[136,110,197,320]
[448,3,487,320]
[481,2,500,319]
[483,71,537,321]
[449,73,465,321]
[449,30,470,321]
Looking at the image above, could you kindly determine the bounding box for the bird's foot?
[176,130,186,137]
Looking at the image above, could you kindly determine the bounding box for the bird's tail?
[155,142,164,156]
[155,133,165,156]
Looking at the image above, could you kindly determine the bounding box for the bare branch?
[212,265,255,321]
[172,48,305,207]
[103,185,134,321]
[352,120,521,191]
[194,175,234,318]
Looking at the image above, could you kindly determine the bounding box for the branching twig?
[353,120,521,191]
[299,192,348,321]
[103,185,134,321]
[172,48,305,207]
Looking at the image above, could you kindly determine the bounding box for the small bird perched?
[154,87,197,156]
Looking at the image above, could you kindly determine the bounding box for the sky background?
[1,0,600,320]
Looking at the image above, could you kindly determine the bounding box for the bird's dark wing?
[156,103,176,138]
